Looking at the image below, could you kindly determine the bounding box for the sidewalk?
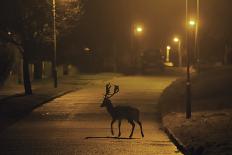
[0,73,121,132]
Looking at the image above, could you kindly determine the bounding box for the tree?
[0,32,18,86]
[0,0,83,94]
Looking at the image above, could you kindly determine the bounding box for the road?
[0,75,182,155]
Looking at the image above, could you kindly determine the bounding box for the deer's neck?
[106,102,115,117]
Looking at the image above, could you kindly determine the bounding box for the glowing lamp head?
[136,26,143,33]
[84,47,91,52]
[173,37,180,42]
[167,46,171,50]
[189,20,196,27]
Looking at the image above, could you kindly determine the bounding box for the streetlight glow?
[173,37,180,42]
[173,37,182,67]
[189,20,196,27]
[136,26,143,33]
[167,45,171,50]
[84,47,91,52]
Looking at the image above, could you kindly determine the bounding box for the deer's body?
[101,84,144,138]
[105,100,140,121]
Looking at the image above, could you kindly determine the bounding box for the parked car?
[141,49,164,74]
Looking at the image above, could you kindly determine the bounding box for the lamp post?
[173,37,182,67]
[195,0,200,64]
[131,24,144,48]
[166,46,171,62]
[131,24,144,72]
[186,17,196,119]
[52,0,58,88]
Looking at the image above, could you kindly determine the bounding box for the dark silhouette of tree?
[0,0,83,94]
[0,0,52,95]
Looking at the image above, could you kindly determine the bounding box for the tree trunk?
[23,55,32,95]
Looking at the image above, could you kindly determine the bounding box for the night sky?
[69,0,232,56]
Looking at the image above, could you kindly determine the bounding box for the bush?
[158,67,232,115]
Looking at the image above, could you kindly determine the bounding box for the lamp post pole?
[186,0,192,119]
[178,41,182,67]
[52,0,58,88]
[195,0,200,64]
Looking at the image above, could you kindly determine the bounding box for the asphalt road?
[0,75,183,155]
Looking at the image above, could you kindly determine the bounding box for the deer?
[100,83,144,138]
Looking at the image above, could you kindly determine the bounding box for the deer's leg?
[111,119,116,135]
[136,120,144,138]
[118,120,121,137]
[129,120,135,138]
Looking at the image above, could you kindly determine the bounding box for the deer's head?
[100,83,119,107]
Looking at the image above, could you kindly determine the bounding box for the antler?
[105,83,111,97]
[104,83,119,98]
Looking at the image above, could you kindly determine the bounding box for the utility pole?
[52,0,58,88]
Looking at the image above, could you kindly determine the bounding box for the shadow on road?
[85,136,140,140]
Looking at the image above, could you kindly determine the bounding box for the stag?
[100,83,144,138]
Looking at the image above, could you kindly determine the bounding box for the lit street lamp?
[130,24,144,48]
[136,26,143,33]
[189,20,196,27]
[185,0,191,119]
[166,45,171,62]
[130,24,144,72]
[134,25,144,36]
[186,19,197,119]
[185,0,198,119]
[84,47,91,53]
[173,37,182,67]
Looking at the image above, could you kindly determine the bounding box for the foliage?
[56,0,84,38]
[0,0,83,60]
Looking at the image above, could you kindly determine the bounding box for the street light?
[52,0,58,88]
[134,25,144,35]
[173,37,182,67]
[131,24,144,72]
[189,20,196,27]
[84,47,91,52]
[196,0,200,64]
[130,24,144,48]
[173,37,179,43]
[185,0,200,118]
[136,26,143,33]
[185,0,191,119]
[166,46,171,62]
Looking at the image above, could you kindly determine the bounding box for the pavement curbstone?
[29,88,78,111]
[163,126,188,155]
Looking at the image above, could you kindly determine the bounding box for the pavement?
[0,73,118,131]
[0,75,182,155]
